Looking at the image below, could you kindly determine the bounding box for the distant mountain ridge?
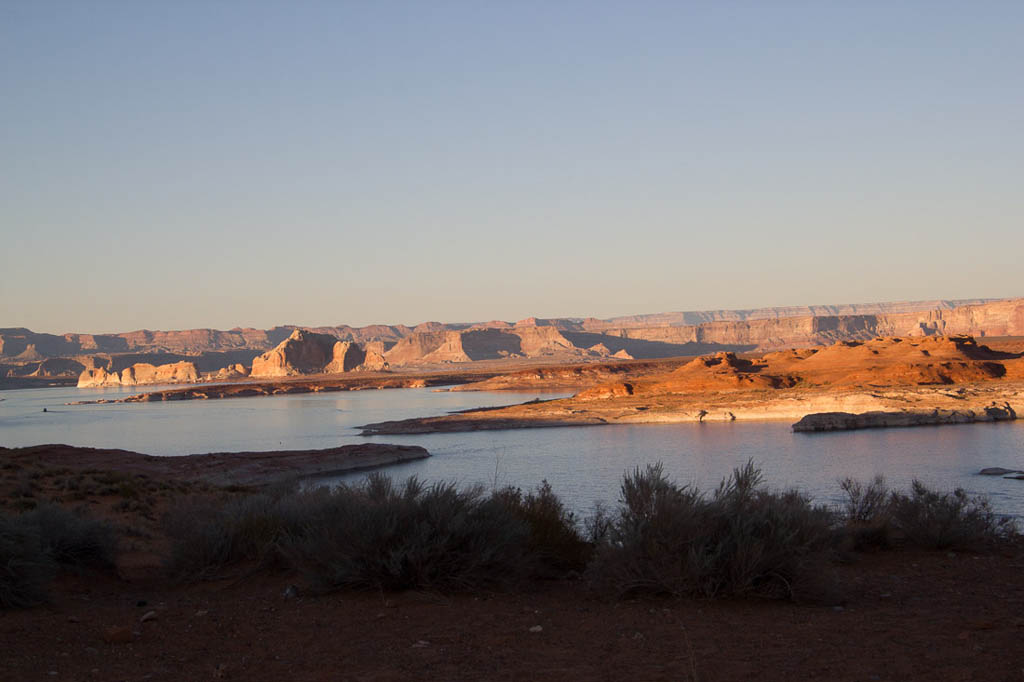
[3,297,1022,385]
[0,298,998,357]
[588,298,998,329]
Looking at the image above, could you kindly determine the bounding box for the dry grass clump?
[587,461,836,600]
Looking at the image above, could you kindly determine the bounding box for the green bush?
[588,461,836,600]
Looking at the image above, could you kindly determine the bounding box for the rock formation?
[210,364,251,381]
[77,361,200,388]
[28,358,85,378]
[6,298,1024,376]
[576,382,634,400]
[792,404,1017,432]
[251,329,388,377]
[324,341,367,373]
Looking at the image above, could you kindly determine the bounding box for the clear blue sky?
[2,1,1022,333]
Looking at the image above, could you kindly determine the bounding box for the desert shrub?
[888,480,1014,551]
[589,461,836,600]
[493,481,592,573]
[163,488,304,579]
[838,476,894,550]
[839,476,890,522]
[0,505,116,609]
[835,477,1015,551]
[20,504,117,571]
[282,474,533,591]
[0,514,54,608]
[165,474,567,590]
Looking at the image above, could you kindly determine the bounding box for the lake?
[3,385,1024,517]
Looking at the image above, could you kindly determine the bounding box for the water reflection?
[2,385,1023,516]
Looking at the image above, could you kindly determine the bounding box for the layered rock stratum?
[4,297,1023,384]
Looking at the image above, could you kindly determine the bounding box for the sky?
[2,1,1022,334]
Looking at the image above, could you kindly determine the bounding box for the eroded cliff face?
[605,299,1024,352]
[77,361,200,388]
[250,330,389,377]
[251,330,338,377]
[7,299,1024,378]
[382,326,590,365]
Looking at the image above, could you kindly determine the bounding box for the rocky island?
[359,335,1024,435]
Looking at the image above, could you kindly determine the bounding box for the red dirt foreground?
[2,445,1024,681]
[4,548,1024,681]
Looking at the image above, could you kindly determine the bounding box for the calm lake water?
[3,385,1024,517]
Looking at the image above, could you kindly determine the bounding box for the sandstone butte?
[249,329,388,378]
[77,361,200,388]
[359,335,1024,435]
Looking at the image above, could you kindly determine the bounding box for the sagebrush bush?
[838,476,894,550]
[493,480,592,573]
[164,486,311,579]
[588,461,837,600]
[836,477,1015,551]
[888,480,1014,551]
[281,475,533,591]
[21,504,117,571]
[0,505,116,609]
[0,514,54,609]
[839,476,890,523]
[164,475,586,590]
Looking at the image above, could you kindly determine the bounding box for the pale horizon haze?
[2,2,1022,335]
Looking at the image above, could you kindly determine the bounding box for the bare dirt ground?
[5,542,1024,681]
[3,449,1024,681]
